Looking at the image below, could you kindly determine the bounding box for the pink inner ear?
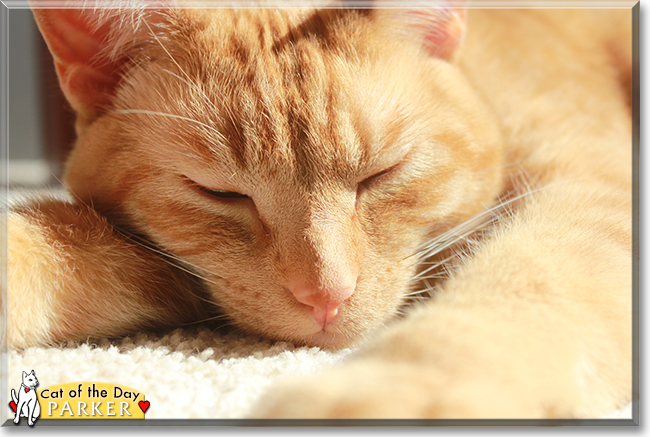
[32,8,123,115]
[407,7,467,60]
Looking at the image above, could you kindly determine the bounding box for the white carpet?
[6,328,353,419]
[3,188,633,422]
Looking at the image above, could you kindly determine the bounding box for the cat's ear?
[31,7,123,118]
[30,4,169,120]
[22,371,28,377]
[375,0,467,61]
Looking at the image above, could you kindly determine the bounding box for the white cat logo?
[11,370,41,426]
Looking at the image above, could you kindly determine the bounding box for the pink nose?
[289,285,354,328]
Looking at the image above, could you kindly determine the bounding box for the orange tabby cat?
[5,0,633,418]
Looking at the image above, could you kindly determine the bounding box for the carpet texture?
[7,328,353,419]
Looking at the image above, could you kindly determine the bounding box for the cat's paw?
[253,358,530,419]
[253,360,429,419]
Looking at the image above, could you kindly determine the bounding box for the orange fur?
[7,2,633,418]
[6,199,209,348]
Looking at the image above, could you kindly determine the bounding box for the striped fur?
[8,3,633,418]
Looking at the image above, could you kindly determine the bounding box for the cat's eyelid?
[361,161,402,185]
[183,175,248,199]
[361,142,412,180]
[360,141,413,183]
[200,187,249,199]
[181,170,238,192]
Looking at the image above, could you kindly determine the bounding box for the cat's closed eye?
[357,162,401,197]
[201,188,249,200]
[185,176,250,201]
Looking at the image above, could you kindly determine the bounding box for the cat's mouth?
[285,302,374,350]
[299,327,362,351]
[282,302,346,345]
[295,301,342,332]
[238,302,365,350]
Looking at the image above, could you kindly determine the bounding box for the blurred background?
[7,8,75,187]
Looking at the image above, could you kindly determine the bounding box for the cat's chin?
[295,329,365,351]
[293,314,378,350]
[241,317,368,350]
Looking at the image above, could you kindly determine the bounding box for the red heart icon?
[138,401,150,413]
[9,401,17,412]
[24,388,30,393]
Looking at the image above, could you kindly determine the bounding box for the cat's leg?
[4,199,210,349]
[26,399,36,426]
[254,178,631,419]
[15,398,28,423]
[13,399,21,424]
[32,396,41,424]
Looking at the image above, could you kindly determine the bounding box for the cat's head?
[22,370,38,388]
[33,1,503,349]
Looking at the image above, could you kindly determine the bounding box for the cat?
[11,370,41,426]
[5,0,633,419]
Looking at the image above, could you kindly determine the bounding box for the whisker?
[143,19,191,84]
[409,182,549,264]
[403,176,593,304]
[111,109,228,144]
[410,254,459,282]
[180,313,231,326]
[117,230,224,284]
[401,178,554,307]
[107,230,227,310]
[160,68,224,117]
[142,20,235,149]
[220,325,247,337]
[32,179,225,309]
[411,212,496,262]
